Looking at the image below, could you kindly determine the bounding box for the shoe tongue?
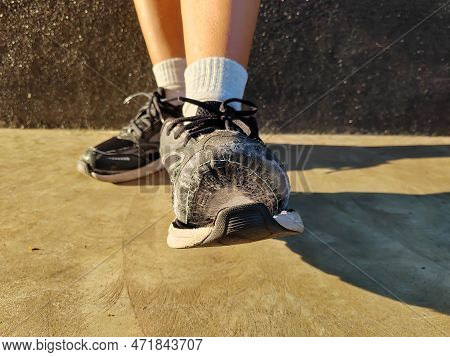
[195,101,222,116]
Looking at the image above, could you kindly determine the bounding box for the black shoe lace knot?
[166,97,260,145]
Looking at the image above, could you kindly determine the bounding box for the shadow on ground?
[270,143,450,314]
[267,144,450,171]
[279,191,450,315]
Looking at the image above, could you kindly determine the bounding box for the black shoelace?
[120,88,178,141]
[165,97,261,145]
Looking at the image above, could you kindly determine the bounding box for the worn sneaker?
[160,97,304,248]
[77,88,181,183]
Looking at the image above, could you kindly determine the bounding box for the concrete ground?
[0,129,449,336]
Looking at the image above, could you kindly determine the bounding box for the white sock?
[183,57,248,116]
[152,58,186,101]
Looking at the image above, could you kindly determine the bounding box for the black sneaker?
[159,97,304,248]
[77,88,181,183]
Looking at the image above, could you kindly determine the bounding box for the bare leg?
[134,0,185,64]
[180,0,260,67]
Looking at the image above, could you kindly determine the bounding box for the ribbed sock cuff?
[152,58,186,98]
[183,57,248,116]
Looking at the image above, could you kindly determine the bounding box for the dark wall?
[1,0,449,134]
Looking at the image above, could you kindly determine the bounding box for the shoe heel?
[204,203,299,246]
[167,203,303,248]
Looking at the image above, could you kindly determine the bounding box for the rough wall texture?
[1,0,449,134]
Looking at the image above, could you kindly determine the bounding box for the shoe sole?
[76,158,164,183]
[167,203,303,249]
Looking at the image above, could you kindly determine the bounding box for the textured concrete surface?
[0,129,449,336]
[1,1,449,134]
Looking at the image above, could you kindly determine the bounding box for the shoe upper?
[160,98,291,226]
[80,88,181,175]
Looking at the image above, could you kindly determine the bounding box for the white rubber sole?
[77,158,164,183]
[167,203,303,249]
